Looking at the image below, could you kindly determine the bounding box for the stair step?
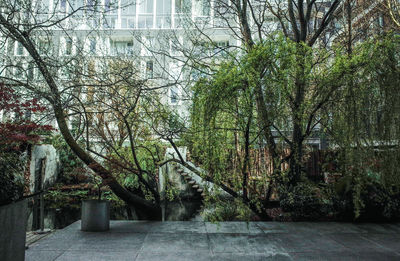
[181,172,188,176]
[197,188,203,193]
[192,184,199,189]
[184,176,192,181]
[188,180,196,185]
[177,169,184,173]
[201,192,206,197]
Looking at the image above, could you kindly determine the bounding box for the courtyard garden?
[1,0,400,260]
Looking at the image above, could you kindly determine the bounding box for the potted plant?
[81,174,110,232]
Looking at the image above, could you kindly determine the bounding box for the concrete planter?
[81,200,110,232]
[0,200,27,261]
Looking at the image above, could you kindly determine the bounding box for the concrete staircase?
[159,147,226,220]
[174,164,206,198]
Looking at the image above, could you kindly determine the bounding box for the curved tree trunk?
[0,15,161,220]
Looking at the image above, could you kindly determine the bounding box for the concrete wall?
[27,144,60,231]
[29,144,60,193]
[0,200,27,261]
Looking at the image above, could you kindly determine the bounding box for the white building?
[0,0,336,149]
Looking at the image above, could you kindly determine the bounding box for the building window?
[213,40,229,55]
[146,61,153,79]
[121,0,136,28]
[27,63,35,79]
[138,15,153,28]
[138,0,153,14]
[170,86,178,104]
[38,39,49,55]
[138,0,153,28]
[15,42,24,56]
[89,38,96,55]
[60,0,67,12]
[104,0,112,12]
[103,17,117,28]
[87,0,96,12]
[14,62,24,79]
[111,41,133,55]
[193,0,210,16]
[175,0,190,13]
[66,38,72,55]
[127,42,133,54]
[156,0,171,28]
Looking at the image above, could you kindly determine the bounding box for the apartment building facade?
[0,0,343,150]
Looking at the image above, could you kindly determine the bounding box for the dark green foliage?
[203,198,253,222]
[334,174,400,221]
[327,34,400,219]
[360,181,400,221]
[188,33,400,221]
[50,135,86,183]
[0,151,24,206]
[280,182,337,221]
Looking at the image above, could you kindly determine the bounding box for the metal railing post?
[40,192,44,232]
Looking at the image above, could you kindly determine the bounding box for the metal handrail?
[23,190,50,233]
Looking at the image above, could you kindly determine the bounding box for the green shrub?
[280,182,337,221]
[359,180,400,221]
[0,151,24,206]
[334,173,400,221]
[203,198,253,222]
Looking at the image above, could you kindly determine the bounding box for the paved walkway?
[26,231,53,247]
[26,221,400,261]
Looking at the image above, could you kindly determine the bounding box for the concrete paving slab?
[141,233,210,253]
[208,234,253,253]
[247,234,288,254]
[55,250,138,261]
[149,221,207,234]
[282,222,365,235]
[61,221,81,231]
[136,251,213,261]
[212,253,292,261]
[25,250,65,261]
[254,222,288,234]
[290,250,400,261]
[327,233,389,252]
[361,233,400,253]
[28,236,76,251]
[351,251,400,260]
[289,251,357,261]
[25,221,400,261]
[273,233,348,253]
[354,223,400,234]
[304,222,365,234]
[276,222,321,234]
[205,221,263,234]
[108,221,156,233]
[68,232,146,250]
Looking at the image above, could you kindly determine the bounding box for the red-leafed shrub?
[0,83,53,206]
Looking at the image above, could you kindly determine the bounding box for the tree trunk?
[54,106,162,220]
[289,44,307,185]
[0,17,162,219]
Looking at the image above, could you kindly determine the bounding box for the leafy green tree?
[326,35,400,219]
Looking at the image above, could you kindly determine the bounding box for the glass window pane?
[147,0,153,13]
[156,0,163,13]
[146,16,153,28]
